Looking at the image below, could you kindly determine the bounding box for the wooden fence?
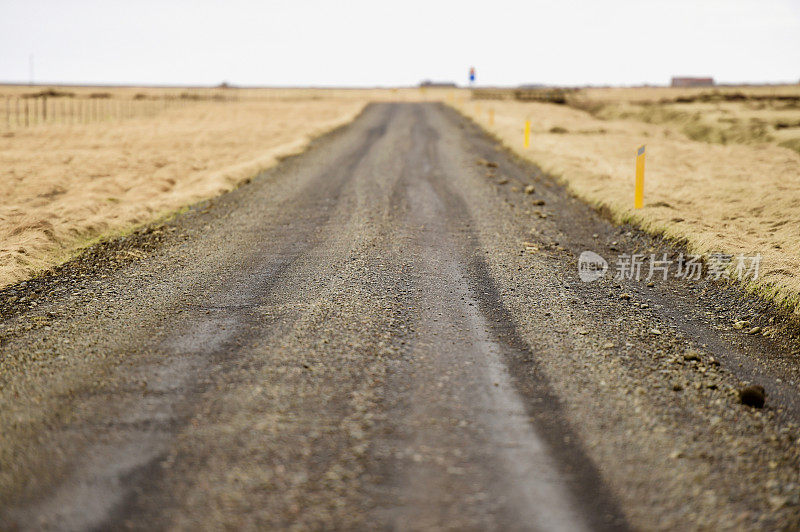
[2,93,235,130]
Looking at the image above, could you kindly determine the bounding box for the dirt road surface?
[1,104,799,530]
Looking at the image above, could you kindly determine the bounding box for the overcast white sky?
[1,0,798,87]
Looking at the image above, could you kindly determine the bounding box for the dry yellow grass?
[0,95,368,287]
[0,85,463,103]
[576,85,800,104]
[456,94,800,311]
[573,87,800,155]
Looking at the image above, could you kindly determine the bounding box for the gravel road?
[1,103,798,530]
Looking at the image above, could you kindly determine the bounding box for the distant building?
[671,77,714,87]
[420,80,457,88]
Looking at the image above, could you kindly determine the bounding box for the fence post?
[634,145,646,209]
[524,120,531,148]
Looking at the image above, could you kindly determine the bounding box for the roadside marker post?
[634,145,645,209]
[524,120,531,148]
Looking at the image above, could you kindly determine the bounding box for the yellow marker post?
[489,109,494,126]
[634,145,646,209]
[524,120,531,148]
